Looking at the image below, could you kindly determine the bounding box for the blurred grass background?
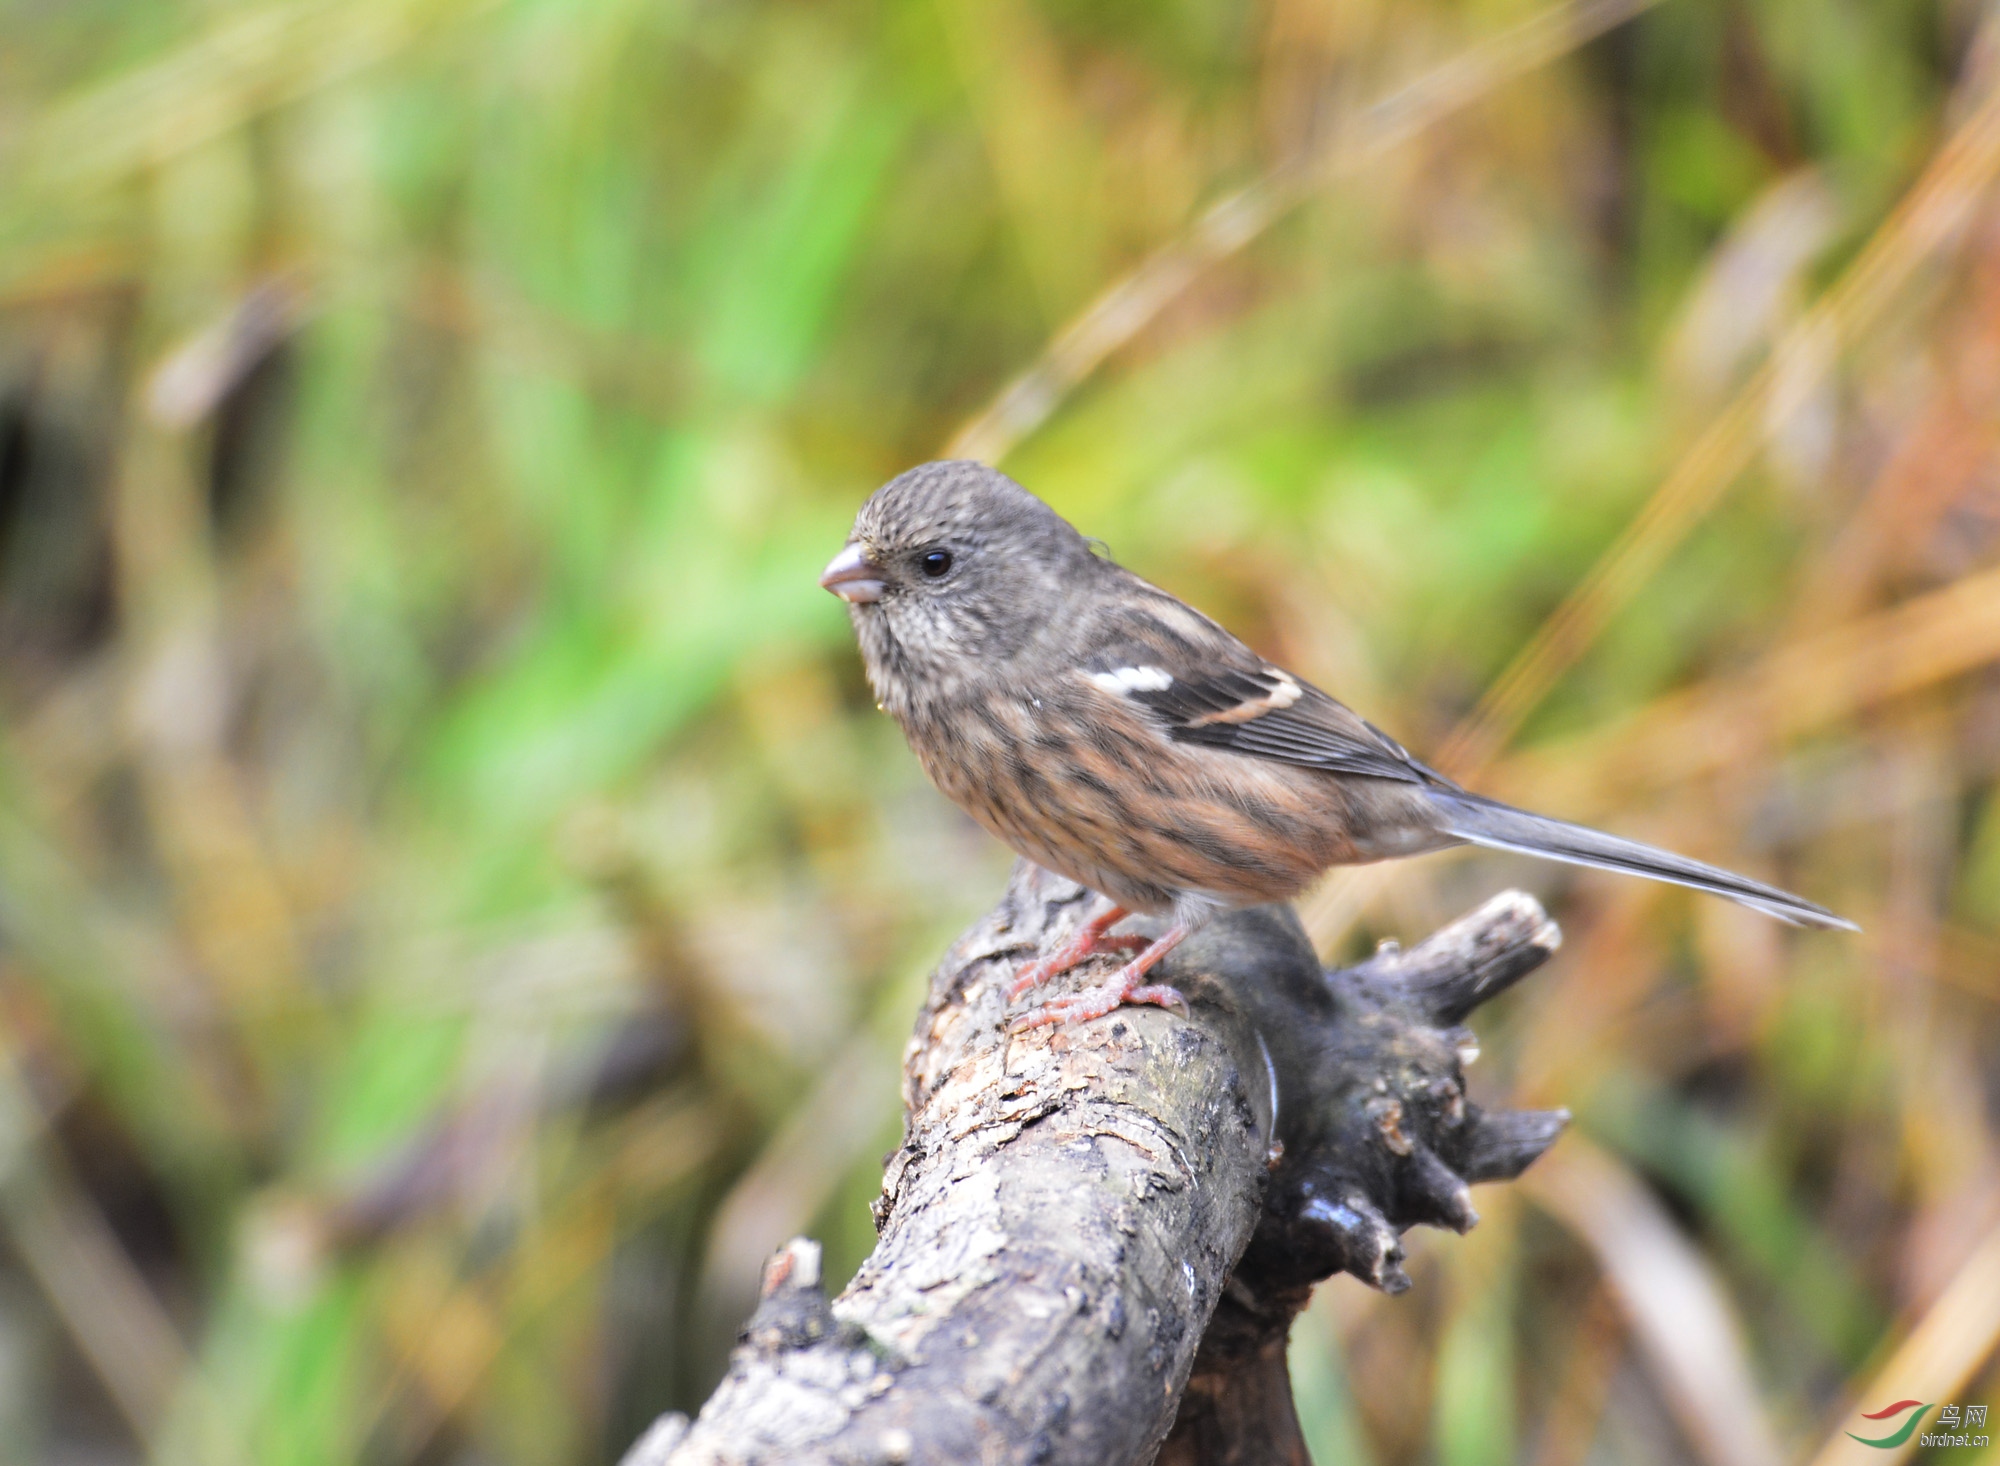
[3,0,2000,1462]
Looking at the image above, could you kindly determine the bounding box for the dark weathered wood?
[638,864,1567,1466]
[1160,889,1566,1463]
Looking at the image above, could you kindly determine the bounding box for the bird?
[820,460,1856,1030]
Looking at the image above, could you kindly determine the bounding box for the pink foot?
[1010,920,1194,1032]
[1008,904,1148,999]
[1010,971,1188,1030]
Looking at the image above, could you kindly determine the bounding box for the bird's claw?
[1009,976,1189,1032]
[1008,926,1151,999]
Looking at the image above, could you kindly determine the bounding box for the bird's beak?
[820,542,885,604]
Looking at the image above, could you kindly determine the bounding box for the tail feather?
[1430,792,1858,932]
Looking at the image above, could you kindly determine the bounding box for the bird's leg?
[1007,902,1151,999]
[1009,921,1192,1031]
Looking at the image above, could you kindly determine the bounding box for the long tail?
[1429,791,1858,931]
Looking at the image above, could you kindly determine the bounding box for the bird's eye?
[920,550,953,578]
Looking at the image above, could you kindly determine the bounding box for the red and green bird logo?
[1846,1401,1932,1449]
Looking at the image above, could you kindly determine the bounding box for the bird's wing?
[1078,590,1451,787]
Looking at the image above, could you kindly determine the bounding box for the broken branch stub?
[646,865,1568,1466]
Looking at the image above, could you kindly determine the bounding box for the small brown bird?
[822,461,1855,1029]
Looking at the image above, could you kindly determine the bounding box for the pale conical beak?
[820,542,885,604]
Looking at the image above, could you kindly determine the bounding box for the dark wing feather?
[1160,679,1435,784]
[1079,592,1451,787]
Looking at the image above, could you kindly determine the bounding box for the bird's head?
[822,460,1099,706]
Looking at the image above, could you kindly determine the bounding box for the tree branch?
[636,863,1568,1466]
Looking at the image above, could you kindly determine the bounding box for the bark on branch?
[632,862,1568,1466]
